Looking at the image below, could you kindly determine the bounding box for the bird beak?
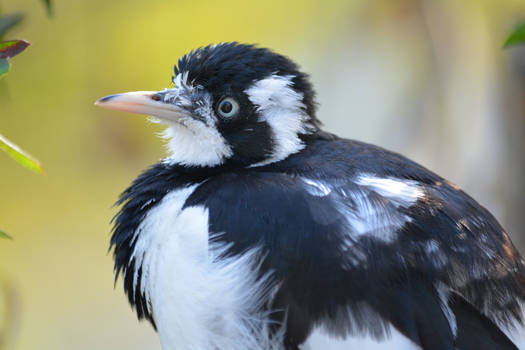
[94,91,185,121]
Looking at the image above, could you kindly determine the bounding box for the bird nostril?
[151,94,162,102]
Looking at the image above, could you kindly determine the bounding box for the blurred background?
[0,0,525,349]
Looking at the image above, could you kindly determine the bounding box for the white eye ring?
[218,97,239,118]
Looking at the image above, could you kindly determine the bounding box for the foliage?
[0,39,30,78]
[0,2,48,175]
[42,0,52,16]
[0,133,43,174]
[504,21,525,48]
[0,13,23,39]
[0,2,50,347]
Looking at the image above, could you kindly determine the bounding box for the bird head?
[95,43,319,168]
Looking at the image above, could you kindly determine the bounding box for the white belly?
[502,318,525,350]
[131,185,282,350]
[300,325,420,350]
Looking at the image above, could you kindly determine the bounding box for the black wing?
[184,137,525,350]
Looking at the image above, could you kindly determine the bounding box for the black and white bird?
[95,43,525,350]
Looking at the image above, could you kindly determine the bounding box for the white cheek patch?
[155,81,233,167]
[245,74,314,166]
[161,120,233,167]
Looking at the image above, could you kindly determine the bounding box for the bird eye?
[218,97,239,118]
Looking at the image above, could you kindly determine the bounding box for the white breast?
[131,185,283,350]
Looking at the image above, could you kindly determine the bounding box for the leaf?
[0,230,11,239]
[0,13,24,38]
[0,58,9,79]
[0,40,30,78]
[42,0,53,16]
[0,40,30,59]
[0,133,44,174]
[504,21,525,48]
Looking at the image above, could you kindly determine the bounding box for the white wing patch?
[336,175,422,247]
[302,178,332,196]
[355,175,423,207]
[295,175,424,268]
[425,240,448,269]
[436,283,458,338]
[301,324,421,350]
[499,307,525,350]
[245,74,314,166]
[130,185,283,350]
[338,188,408,241]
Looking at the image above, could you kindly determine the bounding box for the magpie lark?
[96,42,525,350]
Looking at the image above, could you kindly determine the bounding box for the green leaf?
[504,21,525,48]
[0,230,11,239]
[0,133,44,174]
[0,58,9,78]
[42,0,53,16]
[0,13,24,39]
[0,40,30,78]
[0,40,30,59]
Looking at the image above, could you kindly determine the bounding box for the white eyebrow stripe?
[245,74,313,167]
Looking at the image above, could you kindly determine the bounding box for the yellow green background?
[1,0,525,349]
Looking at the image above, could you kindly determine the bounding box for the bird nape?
[95,42,525,350]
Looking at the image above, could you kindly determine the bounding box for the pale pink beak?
[95,90,185,121]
